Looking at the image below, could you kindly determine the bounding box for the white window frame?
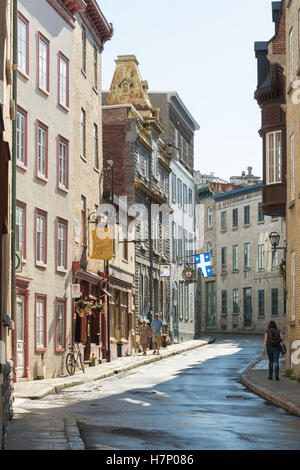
[291,132,295,200]
[266,131,282,185]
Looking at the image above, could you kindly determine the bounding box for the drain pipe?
[11,0,18,361]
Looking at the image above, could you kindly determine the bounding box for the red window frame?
[35,293,47,352]
[35,208,48,267]
[56,217,68,272]
[58,51,69,110]
[38,31,50,94]
[36,120,48,181]
[16,200,27,260]
[17,11,29,78]
[55,297,67,352]
[57,135,69,191]
[16,105,28,169]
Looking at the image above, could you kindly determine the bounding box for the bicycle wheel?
[79,352,85,373]
[66,353,76,376]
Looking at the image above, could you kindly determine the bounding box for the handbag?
[281,343,287,356]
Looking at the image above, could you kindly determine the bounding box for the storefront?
[72,263,109,363]
[109,266,135,360]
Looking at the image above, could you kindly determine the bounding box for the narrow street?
[12,336,300,450]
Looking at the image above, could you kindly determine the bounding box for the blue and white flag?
[194,253,213,278]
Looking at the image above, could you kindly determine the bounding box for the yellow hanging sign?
[91,227,113,261]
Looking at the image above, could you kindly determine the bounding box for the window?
[93,46,98,90]
[35,295,46,351]
[36,121,48,180]
[35,209,47,266]
[221,291,227,315]
[16,202,26,259]
[289,28,294,83]
[57,218,68,270]
[272,250,279,269]
[172,222,177,261]
[233,289,239,313]
[232,245,238,271]
[38,33,49,93]
[17,12,29,76]
[82,26,86,73]
[174,127,179,148]
[188,189,193,216]
[180,135,184,160]
[152,139,159,178]
[59,52,69,108]
[178,225,183,260]
[258,290,265,317]
[244,243,250,269]
[80,108,86,158]
[232,208,238,228]
[56,299,66,351]
[16,107,27,167]
[272,289,278,316]
[221,211,227,230]
[244,205,250,225]
[177,179,182,207]
[122,239,128,261]
[207,242,213,262]
[258,204,264,223]
[258,244,264,271]
[221,247,227,272]
[291,133,295,200]
[139,273,143,316]
[183,184,187,212]
[81,196,87,247]
[208,207,213,229]
[94,124,99,169]
[58,136,69,190]
[172,173,177,203]
[266,131,282,184]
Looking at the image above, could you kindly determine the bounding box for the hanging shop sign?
[182,267,196,282]
[91,227,113,261]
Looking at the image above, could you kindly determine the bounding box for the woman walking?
[263,320,284,381]
[139,319,149,356]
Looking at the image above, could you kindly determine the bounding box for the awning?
[101,287,112,297]
[74,268,104,286]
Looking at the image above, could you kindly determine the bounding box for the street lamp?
[269,232,286,258]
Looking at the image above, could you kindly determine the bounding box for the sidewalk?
[4,338,212,450]
[13,338,212,400]
[240,357,300,418]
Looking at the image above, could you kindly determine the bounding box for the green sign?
[182,267,196,282]
[15,251,22,273]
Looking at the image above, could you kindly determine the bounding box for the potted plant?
[279,259,286,287]
[75,298,89,317]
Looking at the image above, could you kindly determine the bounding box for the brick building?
[71,0,113,365]
[254,0,300,372]
[103,56,172,340]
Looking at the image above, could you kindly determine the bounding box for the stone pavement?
[4,338,212,450]
[240,356,300,418]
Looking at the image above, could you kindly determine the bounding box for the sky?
[97,0,275,181]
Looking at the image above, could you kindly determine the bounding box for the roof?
[148,91,200,132]
[212,183,262,202]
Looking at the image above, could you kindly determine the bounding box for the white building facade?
[169,160,196,342]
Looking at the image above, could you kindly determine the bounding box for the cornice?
[47,0,86,28]
[81,0,113,52]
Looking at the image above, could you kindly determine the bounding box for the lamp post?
[269,231,286,259]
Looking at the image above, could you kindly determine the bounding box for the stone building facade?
[197,184,286,334]
[103,56,172,343]
[71,1,113,364]
[149,92,200,342]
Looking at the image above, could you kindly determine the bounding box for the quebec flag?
[194,253,213,278]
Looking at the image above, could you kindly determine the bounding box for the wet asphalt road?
[29,336,300,450]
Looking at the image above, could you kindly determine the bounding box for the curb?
[15,339,212,400]
[240,358,300,418]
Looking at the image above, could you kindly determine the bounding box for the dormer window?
[266,131,282,184]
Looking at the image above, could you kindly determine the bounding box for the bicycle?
[66,343,85,376]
